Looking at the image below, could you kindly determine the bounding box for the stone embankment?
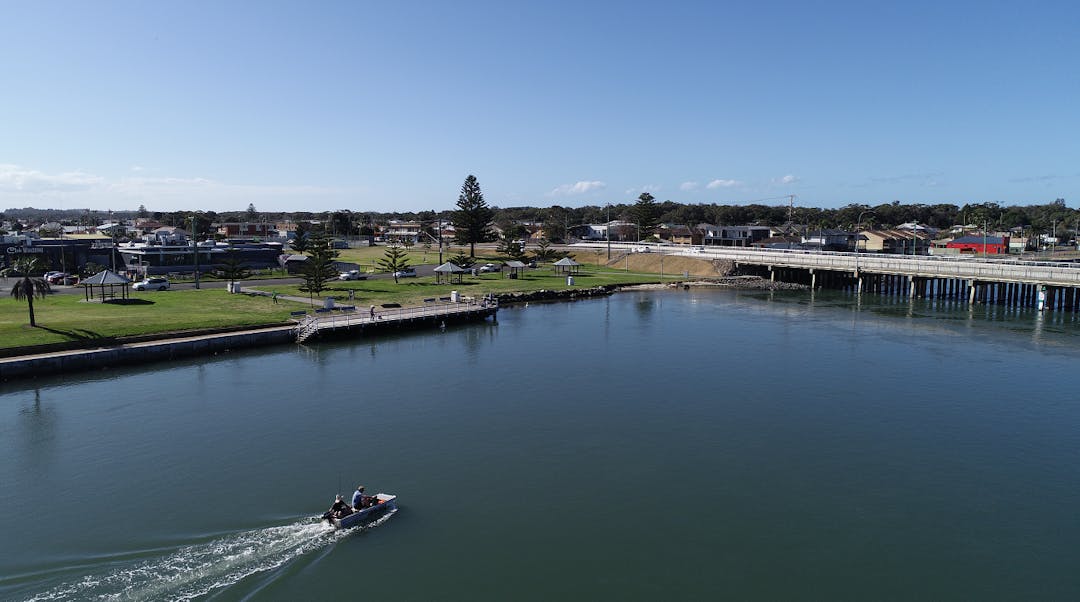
[494,286,616,304]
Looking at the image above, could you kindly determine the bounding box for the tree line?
[5,196,1077,241]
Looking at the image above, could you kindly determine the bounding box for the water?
[3,289,1080,600]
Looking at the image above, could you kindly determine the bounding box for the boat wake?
[21,510,395,602]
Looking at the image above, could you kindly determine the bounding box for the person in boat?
[352,484,370,509]
[323,494,353,523]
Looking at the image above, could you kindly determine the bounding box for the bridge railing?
[568,242,1080,286]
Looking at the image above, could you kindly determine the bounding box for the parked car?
[133,277,170,291]
[478,263,501,273]
[338,270,367,281]
[392,268,417,278]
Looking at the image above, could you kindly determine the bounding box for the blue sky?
[2,0,1078,213]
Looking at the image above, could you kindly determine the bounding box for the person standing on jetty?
[369,305,376,320]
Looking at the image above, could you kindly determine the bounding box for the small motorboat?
[323,493,397,529]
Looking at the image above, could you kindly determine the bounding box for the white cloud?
[773,174,800,185]
[680,181,699,191]
[0,163,364,211]
[706,179,741,189]
[623,184,661,196]
[550,180,606,196]
[0,164,105,193]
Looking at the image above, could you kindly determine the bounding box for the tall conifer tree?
[452,175,494,257]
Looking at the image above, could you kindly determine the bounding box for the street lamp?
[855,210,874,276]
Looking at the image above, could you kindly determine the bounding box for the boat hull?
[333,493,397,529]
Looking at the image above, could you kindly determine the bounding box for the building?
[384,221,423,244]
[658,224,702,245]
[2,234,116,273]
[858,229,933,254]
[117,241,285,276]
[800,229,855,251]
[946,235,1010,255]
[699,224,772,247]
[216,222,274,238]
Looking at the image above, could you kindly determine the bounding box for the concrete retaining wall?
[0,327,295,382]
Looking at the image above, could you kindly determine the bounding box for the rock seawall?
[495,286,616,305]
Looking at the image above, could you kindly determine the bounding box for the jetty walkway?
[293,296,498,343]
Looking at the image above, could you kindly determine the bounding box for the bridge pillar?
[909,277,917,298]
[968,281,977,304]
[810,269,816,289]
[769,266,775,282]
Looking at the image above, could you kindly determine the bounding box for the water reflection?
[16,389,58,471]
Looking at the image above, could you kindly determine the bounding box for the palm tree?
[9,257,51,327]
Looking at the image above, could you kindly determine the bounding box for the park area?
[0,250,722,351]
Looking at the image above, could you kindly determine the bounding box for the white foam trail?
[23,510,395,601]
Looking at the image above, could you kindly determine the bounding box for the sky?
[2,0,1079,214]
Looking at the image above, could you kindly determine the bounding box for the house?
[657,224,701,245]
[384,221,422,244]
[946,235,1010,255]
[858,229,932,254]
[699,224,772,247]
[801,229,855,252]
[150,227,189,245]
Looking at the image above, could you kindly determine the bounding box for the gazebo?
[433,261,467,284]
[80,269,132,302]
[552,257,581,275]
[503,260,527,279]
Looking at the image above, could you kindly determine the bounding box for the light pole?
[190,214,200,289]
[606,204,611,260]
[983,220,988,257]
[855,210,874,277]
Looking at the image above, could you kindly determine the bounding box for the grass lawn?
[0,252,686,351]
[0,288,303,349]
[260,264,666,307]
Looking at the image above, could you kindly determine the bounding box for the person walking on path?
[370,305,376,320]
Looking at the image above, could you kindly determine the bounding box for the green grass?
[262,264,665,307]
[0,288,303,349]
[0,259,667,351]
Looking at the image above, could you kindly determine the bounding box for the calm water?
[3,289,1080,600]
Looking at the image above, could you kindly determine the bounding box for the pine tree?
[630,193,661,241]
[299,232,339,298]
[452,175,494,257]
[377,245,412,283]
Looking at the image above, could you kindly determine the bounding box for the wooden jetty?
[294,297,498,343]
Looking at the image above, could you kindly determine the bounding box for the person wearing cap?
[323,494,352,523]
[351,485,369,509]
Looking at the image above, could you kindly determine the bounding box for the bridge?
[576,242,1080,311]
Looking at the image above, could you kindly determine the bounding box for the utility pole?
[606,204,611,260]
[191,214,200,289]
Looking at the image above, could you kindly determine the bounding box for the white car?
[133,277,170,291]
[338,270,367,281]
[392,268,416,278]
[478,263,501,273]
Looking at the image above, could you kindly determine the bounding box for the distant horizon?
[3,2,1077,213]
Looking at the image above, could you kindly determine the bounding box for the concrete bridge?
[573,242,1080,311]
[687,247,1080,310]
